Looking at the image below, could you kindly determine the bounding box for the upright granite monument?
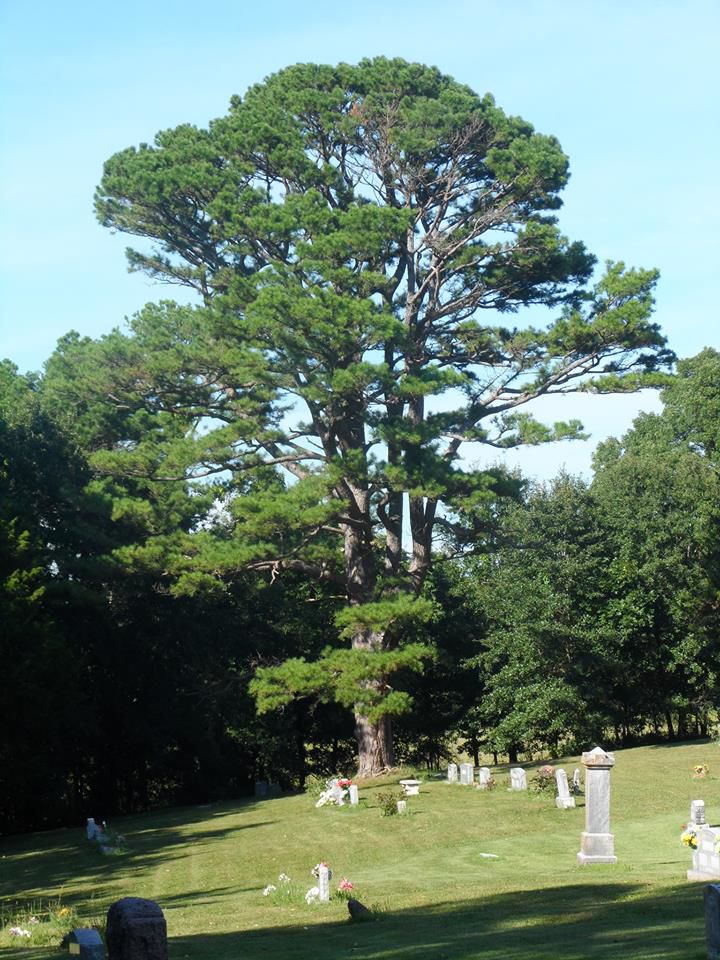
[577,746,617,865]
[106,899,167,960]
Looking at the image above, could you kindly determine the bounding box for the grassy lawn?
[1,741,716,959]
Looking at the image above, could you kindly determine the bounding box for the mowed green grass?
[1,742,716,959]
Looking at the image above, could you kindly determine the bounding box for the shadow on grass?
[0,797,276,901]
[168,881,707,960]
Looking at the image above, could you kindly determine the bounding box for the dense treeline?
[2,58,716,832]
[2,350,718,832]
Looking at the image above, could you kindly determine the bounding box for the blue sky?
[1,0,718,479]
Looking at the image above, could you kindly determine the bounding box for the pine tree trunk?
[355,712,394,778]
[351,625,395,777]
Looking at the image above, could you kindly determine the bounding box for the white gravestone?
[318,864,330,902]
[86,818,100,840]
[478,767,491,789]
[691,799,706,827]
[510,768,527,790]
[447,763,458,783]
[349,784,359,805]
[399,779,420,796]
[459,763,474,785]
[688,826,720,882]
[577,746,617,865]
[572,768,582,794]
[555,768,576,809]
[396,799,408,814]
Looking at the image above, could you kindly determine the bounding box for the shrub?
[375,790,404,816]
[531,765,556,793]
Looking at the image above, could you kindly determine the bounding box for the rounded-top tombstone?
[106,898,167,960]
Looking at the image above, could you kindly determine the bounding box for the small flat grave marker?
[67,929,104,960]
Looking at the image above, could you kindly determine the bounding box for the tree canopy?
[43,58,674,775]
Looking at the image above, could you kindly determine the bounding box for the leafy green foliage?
[375,789,405,816]
[252,643,435,724]
[42,57,676,772]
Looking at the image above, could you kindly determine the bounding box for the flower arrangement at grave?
[86,819,128,855]
[261,872,301,904]
[531,765,556,793]
[315,776,353,807]
[311,861,332,880]
[681,824,698,849]
[0,899,86,949]
[692,764,709,779]
[261,863,355,908]
[336,878,354,900]
[476,776,497,791]
[260,869,326,906]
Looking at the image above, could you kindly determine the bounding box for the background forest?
[2,344,719,834]
[2,52,719,835]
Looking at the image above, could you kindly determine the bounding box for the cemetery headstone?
[106,898,167,960]
[459,763,474,785]
[705,884,720,960]
[86,818,100,840]
[510,768,527,791]
[447,763,458,783]
[478,767,491,789]
[688,827,720,881]
[399,779,420,796]
[254,781,268,798]
[317,864,330,902]
[555,768,576,809]
[572,768,582,794]
[576,746,617,865]
[268,782,281,797]
[396,800,407,814]
[349,784,359,805]
[691,800,707,827]
[67,929,105,960]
